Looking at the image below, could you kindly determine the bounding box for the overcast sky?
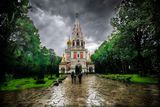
[28,0,121,56]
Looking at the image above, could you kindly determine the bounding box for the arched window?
[77,39,80,46]
[81,40,83,47]
[72,40,75,46]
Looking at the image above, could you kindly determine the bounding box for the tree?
[0,0,29,82]
[0,0,62,83]
[92,0,160,76]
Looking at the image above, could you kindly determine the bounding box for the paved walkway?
[0,75,160,107]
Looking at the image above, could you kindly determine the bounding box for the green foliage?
[130,75,158,84]
[0,74,67,91]
[5,73,14,82]
[0,75,57,91]
[0,0,61,82]
[0,0,31,82]
[100,74,158,84]
[92,0,160,75]
[11,17,61,77]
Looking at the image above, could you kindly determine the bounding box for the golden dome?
[67,39,72,45]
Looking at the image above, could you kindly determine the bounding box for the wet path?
[0,75,160,107]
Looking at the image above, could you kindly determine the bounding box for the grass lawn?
[0,75,66,91]
[99,74,158,84]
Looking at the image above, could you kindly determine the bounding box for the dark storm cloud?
[28,0,121,55]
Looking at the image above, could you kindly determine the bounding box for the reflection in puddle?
[47,80,68,106]
[86,76,106,106]
[0,75,160,107]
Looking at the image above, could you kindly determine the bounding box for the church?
[59,13,95,74]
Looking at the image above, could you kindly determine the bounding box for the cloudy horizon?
[28,0,121,56]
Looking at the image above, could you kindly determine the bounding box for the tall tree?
[92,0,160,75]
[0,0,29,82]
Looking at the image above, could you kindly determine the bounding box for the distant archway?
[61,67,65,73]
[89,67,93,73]
[75,64,82,75]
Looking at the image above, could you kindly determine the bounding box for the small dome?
[67,39,72,45]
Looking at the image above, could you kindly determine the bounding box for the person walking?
[71,72,74,83]
[74,74,76,84]
[78,72,82,84]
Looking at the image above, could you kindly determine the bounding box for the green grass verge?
[99,74,158,84]
[0,75,67,91]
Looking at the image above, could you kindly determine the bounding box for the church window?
[72,40,75,46]
[80,52,83,59]
[74,52,77,59]
[81,40,83,47]
[77,40,80,46]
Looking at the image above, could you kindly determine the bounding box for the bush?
[36,79,45,84]
[5,73,14,82]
